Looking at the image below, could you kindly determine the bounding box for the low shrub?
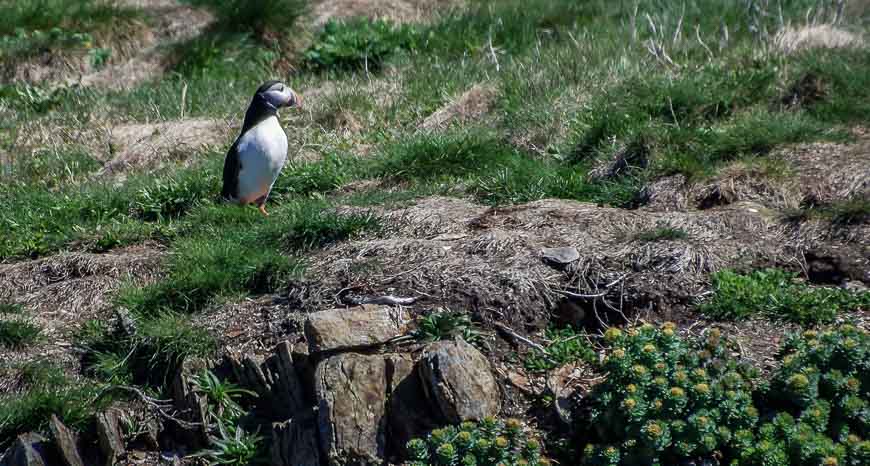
[737,325,870,465]
[407,417,550,466]
[580,323,760,465]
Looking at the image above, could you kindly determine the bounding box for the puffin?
[222,80,302,216]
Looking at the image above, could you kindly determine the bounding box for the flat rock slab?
[316,353,388,465]
[541,247,580,267]
[419,339,501,423]
[305,305,411,353]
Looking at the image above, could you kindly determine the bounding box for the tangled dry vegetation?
[1,0,869,465]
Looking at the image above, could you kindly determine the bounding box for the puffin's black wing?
[221,140,241,200]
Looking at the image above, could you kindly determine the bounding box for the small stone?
[541,247,580,268]
[305,305,411,353]
[0,433,52,466]
[419,339,501,424]
[315,353,388,465]
[49,415,84,466]
[96,410,125,466]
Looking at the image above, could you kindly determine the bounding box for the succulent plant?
[407,417,547,466]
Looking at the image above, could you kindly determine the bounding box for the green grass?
[700,269,870,326]
[0,320,42,349]
[0,361,110,450]
[0,0,143,61]
[185,0,308,38]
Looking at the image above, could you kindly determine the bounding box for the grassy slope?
[1,0,869,454]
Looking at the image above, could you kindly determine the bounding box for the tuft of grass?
[0,361,110,450]
[524,327,595,373]
[304,17,421,71]
[118,201,376,316]
[0,302,24,315]
[633,226,689,243]
[0,320,42,349]
[782,198,870,226]
[80,311,216,387]
[700,268,870,326]
[185,0,308,38]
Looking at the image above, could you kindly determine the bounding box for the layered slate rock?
[305,305,411,353]
[95,410,125,466]
[315,353,388,465]
[385,354,440,459]
[271,410,321,466]
[419,339,501,423]
[48,416,84,466]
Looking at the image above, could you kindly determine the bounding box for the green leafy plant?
[525,327,596,373]
[193,420,265,466]
[736,325,870,465]
[414,309,484,346]
[304,17,421,70]
[88,46,111,69]
[407,417,551,466]
[192,370,257,424]
[580,323,760,465]
[191,370,264,465]
[700,268,870,325]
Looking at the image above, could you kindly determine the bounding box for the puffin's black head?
[253,80,302,110]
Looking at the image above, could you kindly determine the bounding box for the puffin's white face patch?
[262,83,297,109]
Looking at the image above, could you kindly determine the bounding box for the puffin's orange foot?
[258,204,269,217]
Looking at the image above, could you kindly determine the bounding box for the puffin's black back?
[222,80,282,200]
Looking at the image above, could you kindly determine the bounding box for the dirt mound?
[298,196,808,333]
[0,246,163,390]
[781,139,870,204]
[420,84,498,130]
[773,24,865,54]
[311,0,461,26]
[646,134,870,211]
[100,118,230,178]
[6,0,214,89]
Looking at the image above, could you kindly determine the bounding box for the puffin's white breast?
[236,116,288,201]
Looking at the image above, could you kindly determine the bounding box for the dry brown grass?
[310,0,463,27]
[419,83,498,131]
[772,24,865,54]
